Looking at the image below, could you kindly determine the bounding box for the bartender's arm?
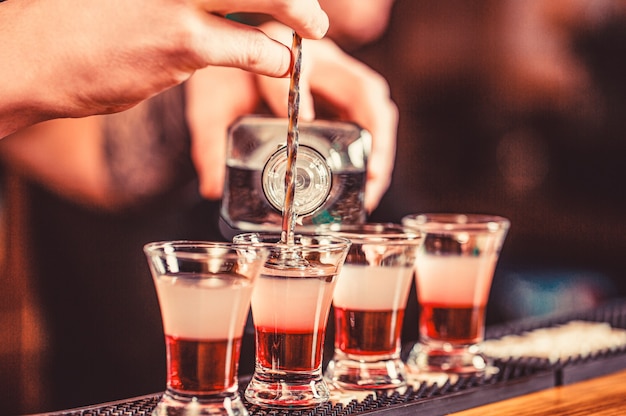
[0,0,329,139]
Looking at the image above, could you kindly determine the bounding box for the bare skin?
[190,22,397,212]
[0,2,398,214]
[0,0,329,138]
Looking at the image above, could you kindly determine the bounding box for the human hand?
[186,66,260,200]
[319,0,396,49]
[187,28,398,212]
[0,0,329,138]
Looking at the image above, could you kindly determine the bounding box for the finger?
[253,23,316,118]
[186,66,260,199]
[190,16,294,77]
[307,51,399,212]
[361,102,398,213]
[199,0,329,39]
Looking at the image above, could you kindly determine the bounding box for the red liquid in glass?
[419,302,485,344]
[166,335,241,394]
[255,326,325,371]
[334,307,404,355]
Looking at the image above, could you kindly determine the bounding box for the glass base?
[325,351,407,390]
[406,341,494,376]
[153,390,248,416]
[244,368,330,409]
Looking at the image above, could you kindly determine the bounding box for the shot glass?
[232,233,351,409]
[144,241,269,416]
[320,224,421,390]
[402,213,510,375]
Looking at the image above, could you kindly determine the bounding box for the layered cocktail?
[145,241,268,416]
[233,233,350,408]
[402,214,509,375]
[322,224,421,390]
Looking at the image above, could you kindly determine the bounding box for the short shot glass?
[144,241,268,416]
[233,233,351,409]
[320,224,422,390]
[402,213,510,376]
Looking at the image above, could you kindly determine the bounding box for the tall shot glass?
[402,214,510,375]
[321,224,422,390]
[233,233,351,408]
[144,241,269,416]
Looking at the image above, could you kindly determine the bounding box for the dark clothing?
[27,85,230,411]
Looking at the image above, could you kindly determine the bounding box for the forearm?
[0,117,112,209]
[0,0,74,138]
[0,0,330,139]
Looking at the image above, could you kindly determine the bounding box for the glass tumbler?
[233,233,351,409]
[321,223,422,390]
[144,241,269,416]
[402,214,510,375]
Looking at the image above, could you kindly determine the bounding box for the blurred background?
[362,0,626,331]
[2,0,626,414]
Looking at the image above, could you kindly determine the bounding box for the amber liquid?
[419,303,485,344]
[255,326,325,372]
[166,335,241,394]
[334,308,404,356]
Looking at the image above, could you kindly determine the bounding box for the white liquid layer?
[333,265,413,310]
[251,272,336,330]
[155,274,253,340]
[415,255,496,305]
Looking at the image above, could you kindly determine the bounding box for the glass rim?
[143,240,269,259]
[402,213,510,233]
[314,222,421,244]
[232,233,352,252]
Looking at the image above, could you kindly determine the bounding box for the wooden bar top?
[450,369,626,415]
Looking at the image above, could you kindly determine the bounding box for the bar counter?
[450,369,626,415]
[35,299,626,416]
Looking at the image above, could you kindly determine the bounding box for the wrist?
[0,0,76,137]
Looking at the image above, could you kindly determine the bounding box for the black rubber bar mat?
[34,298,626,416]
